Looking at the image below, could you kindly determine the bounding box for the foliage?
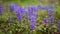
[0,0,60,34]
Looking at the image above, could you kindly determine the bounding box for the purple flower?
[46,8,54,25]
[43,18,48,24]
[8,4,17,12]
[26,6,37,21]
[41,6,48,10]
[31,6,38,12]
[19,6,26,15]
[48,13,52,18]
[26,11,30,20]
[14,6,22,22]
[28,6,37,30]
[47,9,53,18]
[30,15,36,19]
[8,16,11,22]
[38,4,48,10]
[30,18,36,30]
[28,6,33,14]
[30,19,36,23]
[37,4,42,9]
[49,17,54,25]
[47,9,54,25]
[48,9,53,13]
[0,6,3,15]
[15,12,22,22]
[58,20,60,30]
[30,25,35,30]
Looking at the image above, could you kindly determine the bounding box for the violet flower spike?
[58,20,60,30]
[8,4,17,12]
[47,9,53,18]
[14,6,22,22]
[28,6,33,14]
[49,17,54,25]
[19,6,26,15]
[26,11,29,20]
[38,4,48,10]
[30,19,36,30]
[43,18,48,24]
[0,6,3,15]
[30,25,35,30]
[29,13,36,30]
[8,16,11,22]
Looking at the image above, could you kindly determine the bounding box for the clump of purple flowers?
[27,6,37,30]
[43,18,48,24]
[14,5,26,22]
[14,6,23,22]
[58,20,60,30]
[7,16,12,22]
[47,9,53,18]
[7,4,59,31]
[0,6,4,15]
[47,9,54,25]
[8,4,17,12]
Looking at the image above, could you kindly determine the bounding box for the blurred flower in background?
[48,9,53,18]
[46,8,54,26]
[7,4,17,12]
[58,20,60,30]
[26,11,29,21]
[7,16,12,22]
[43,18,48,24]
[49,17,54,25]
[0,6,4,15]
[14,6,23,22]
[0,0,60,33]
[28,6,37,30]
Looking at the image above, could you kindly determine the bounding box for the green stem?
[48,29,50,34]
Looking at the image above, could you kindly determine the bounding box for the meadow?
[0,0,60,34]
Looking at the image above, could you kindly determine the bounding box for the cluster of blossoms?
[14,6,23,22]
[8,4,26,22]
[14,6,25,22]
[58,20,60,30]
[38,4,54,26]
[0,6,4,15]
[8,4,17,12]
[7,16,11,22]
[43,18,48,24]
[47,9,54,25]
[8,4,60,30]
[28,6,38,30]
